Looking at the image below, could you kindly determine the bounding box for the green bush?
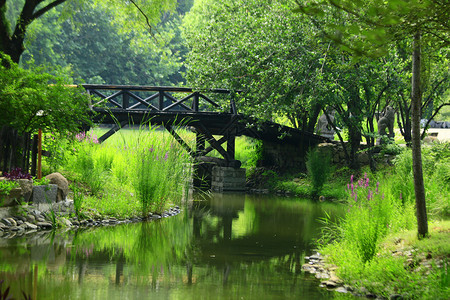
[306,147,332,196]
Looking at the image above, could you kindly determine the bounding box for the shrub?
[2,168,32,180]
[306,147,332,197]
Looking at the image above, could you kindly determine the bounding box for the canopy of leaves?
[0,53,91,135]
[0,0,179,64]
[182,0,333,130]
[295,0,450,57]
[5,0,191,85]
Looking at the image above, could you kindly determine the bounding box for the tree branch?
[129,0,156,37]
[421,76,448,111]
[32,0,67,20]
[420,103,450,139]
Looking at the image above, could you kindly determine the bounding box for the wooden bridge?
[83,84,326,169]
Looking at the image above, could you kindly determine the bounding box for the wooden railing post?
[122,92,129,109]
[193,92,199,112]
[159,91,164,110]
[230,93,237,114]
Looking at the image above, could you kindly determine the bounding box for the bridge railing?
[82,84,238,115]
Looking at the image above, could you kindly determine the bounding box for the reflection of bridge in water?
[83,85,327,190]
[186,193,336,286]
[0,194,343,298]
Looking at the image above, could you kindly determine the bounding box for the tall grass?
[128,126,191,215]
[61,126,193,217]
[341,173,395,262]
[318,142,450,298]
[306,147,332,197]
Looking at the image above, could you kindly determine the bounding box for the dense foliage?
[183,0,330,131]
[0,53,91,135]
[0,0,178,63]
[4,0,192,85]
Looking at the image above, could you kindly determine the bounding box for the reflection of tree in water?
[0,195,344,298]
[186,193,344,288]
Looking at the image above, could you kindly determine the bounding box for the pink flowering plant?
[131,127,192,216]
[75,131,99,144]
[342,173,393,263]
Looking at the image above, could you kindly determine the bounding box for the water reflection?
[0,193,351,299]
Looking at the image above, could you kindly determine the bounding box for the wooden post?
[37,128,42,179]
[193,92,199,112]
[159,91,164,110]
[31,134,38,176]
[226,133,236,162]
[123,92,129,109]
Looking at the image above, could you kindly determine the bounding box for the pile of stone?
[302,252,351,294]
[0,204,181,238]
[302,248,443,299]
[302,252,388,298]
[0,172,69,206]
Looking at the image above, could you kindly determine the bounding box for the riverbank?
[303,220,450,298]
[0,200,181,237]
[248,142,449,299]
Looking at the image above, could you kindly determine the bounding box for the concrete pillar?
[211,166,246,192]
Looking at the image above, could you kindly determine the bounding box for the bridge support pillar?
[211,166,246,192]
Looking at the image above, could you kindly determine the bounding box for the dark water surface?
[0,193,352,299]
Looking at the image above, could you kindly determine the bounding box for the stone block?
[32,184,58,204]
[0,188,23,207]
[18,179,33,202]
[45,172,69,202]
[211,166,246,192]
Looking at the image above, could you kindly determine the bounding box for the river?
[0,193,352,299]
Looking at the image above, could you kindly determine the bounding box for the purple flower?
[350,174,354,184]
[164,151,169,161]
[91,134,99,144]
[367,190,373,201]
[76,131,86,142]
[376,182,379,194]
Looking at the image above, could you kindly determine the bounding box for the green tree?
[19,2,184,85]
[0,53,91,171]
[182,0,414,170]
[296,0,450,237]
[183,0,330,131]
[0,0,177,64]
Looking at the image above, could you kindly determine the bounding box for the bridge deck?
[84,85,326,166]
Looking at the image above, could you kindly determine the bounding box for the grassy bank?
[316,143,450,299]
[43,126,193,218]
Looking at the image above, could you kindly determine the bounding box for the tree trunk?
[411,31,428,238]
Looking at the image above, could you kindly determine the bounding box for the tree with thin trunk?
[296,0,450,238]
